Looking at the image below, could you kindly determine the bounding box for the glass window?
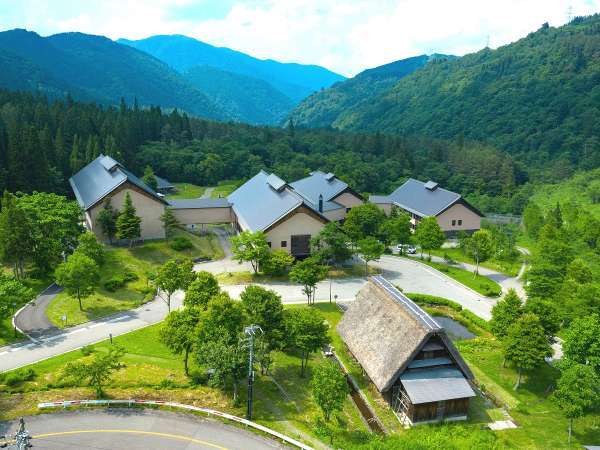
[281,240,287,247]
[451,219,456,226]
[458,219,462,226]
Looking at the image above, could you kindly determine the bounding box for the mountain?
[117,34,345,103]
[0,29,227,120]
[290,54,454,128]
[290,16,600,171]
[182,65,294,125]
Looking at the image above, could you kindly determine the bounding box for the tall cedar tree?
[116,193,142,247]
[160,208,179,241]
[142,166,158,191]
[96,198,118,243]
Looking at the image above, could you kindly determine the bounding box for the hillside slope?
[118,34,345,102]
[292,16,600,173]
[290,54,454,128]
[183,65,294,125]
[0,29,227,120]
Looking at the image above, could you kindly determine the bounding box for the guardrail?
[38,399,313,450]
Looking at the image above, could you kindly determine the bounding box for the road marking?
[67,328,85,335]
[43,335,63,342]
[88,323,103,329]
[33,430,228,449]
[0,351,8,356]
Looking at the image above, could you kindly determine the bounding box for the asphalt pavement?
[0,409,285,450]
[14,283,62,339]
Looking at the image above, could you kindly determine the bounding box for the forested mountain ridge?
[182,65,295,125]
[117,34,345,103]
[290,54,455,128]
[0,29,228,120]
[290,15,600,179]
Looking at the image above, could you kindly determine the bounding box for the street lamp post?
[244,324,263,421]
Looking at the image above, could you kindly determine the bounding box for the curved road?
[14,283,62,340]
[0,409,285,450]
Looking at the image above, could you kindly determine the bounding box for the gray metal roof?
[228,171,306,232]
[372,178,461,217]
[168,198,230,209]
[400,367,475,404]
[69,155,165,210]
[156,176,174,190]
[408,357,453,369]
[290,170,348,204]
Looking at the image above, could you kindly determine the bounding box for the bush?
[169,236,193,251]
[81,345,94,356]
[122,270,138,282]
[3,368,36,386]
[189,370,208,386]
[157,378,177,389]
[103,276,126,292]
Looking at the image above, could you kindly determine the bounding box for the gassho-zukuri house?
[370,178,483,235]
[69,156,363,256]
[338,276,476,425]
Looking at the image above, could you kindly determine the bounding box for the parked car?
[396,244,417,254]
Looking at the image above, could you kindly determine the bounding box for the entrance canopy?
[400,368,475,405]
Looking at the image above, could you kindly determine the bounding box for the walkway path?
[200,187,215,199]
[3,246,526,373]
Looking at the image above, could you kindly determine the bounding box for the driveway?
[14,283,62,340]
[0,409,284,450]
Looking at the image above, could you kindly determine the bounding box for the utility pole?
[243,324,263,421]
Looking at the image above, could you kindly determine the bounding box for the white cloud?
[1,0,599,76]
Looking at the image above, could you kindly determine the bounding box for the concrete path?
[200,187,215,199]
[14,283,62,339]
[0,409,284,450]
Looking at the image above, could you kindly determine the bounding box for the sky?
[0,0,599,76]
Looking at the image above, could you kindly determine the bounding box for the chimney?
[318,194,323,213]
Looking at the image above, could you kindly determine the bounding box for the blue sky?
[1,0,599,76]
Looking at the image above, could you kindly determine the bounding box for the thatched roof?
[337,276,473,393]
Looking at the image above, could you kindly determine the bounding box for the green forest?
[291,15,600,182]
[0,89,529,214]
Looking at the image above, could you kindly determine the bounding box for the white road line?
[88,323,103,329]
[44,335,63,342]
[0,351,7,356]
[67,328,85,335]
[10,347,22,352]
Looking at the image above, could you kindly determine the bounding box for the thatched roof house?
[337,276,475,425]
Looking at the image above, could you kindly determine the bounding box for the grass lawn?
[166,183,206,200]
[403,255,502,297]
[211,180,241,198]
[216,264,380,285]
[430,247,523,277]
[46,229,223,328]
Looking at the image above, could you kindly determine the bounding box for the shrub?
[407,293,463,312]
[157,378,177,389]
[169,236,193,251]
[3,368,36,386]
[122,270,138,282]
[81,345,94,356]
[189,370,208,386]
[103,276,126,292]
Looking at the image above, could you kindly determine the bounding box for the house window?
[458,219,463,226]
[451,220,456,226]
[346,207,351,213]
[267,242,271,248]
[281,240,287,248]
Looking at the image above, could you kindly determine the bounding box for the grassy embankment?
[46,229,223,328]
[165,183,206,200]
[4,298,596,448]
[429,247,524,277]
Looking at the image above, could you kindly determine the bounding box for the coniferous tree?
[116,193,141,247]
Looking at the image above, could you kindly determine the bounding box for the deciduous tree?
[414,217,445,258]
[155,259,194,312]
[358,236,384,276]
[160,307,200,375]
[311,360,349,422]
[96,198,118,244]
[260,249,295,276]
[184,271,220,309]
[467,229,494,275]
[285,307,330,376]
[63,345,124,398]
[289,257,328,305]
[562,314,600,374]
[54,252,100,311]
[230,230,270,274]
[311,222,353,265]
[503,313,552,389]
[75,231,104,265]
[491,289,523,339]
[342,203,386,243]
[142,165,158,191]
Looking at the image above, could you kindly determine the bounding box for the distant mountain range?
[0,29,344,125]
[118,35,344,103]
[289,54,455,128]
[290,15,600,167]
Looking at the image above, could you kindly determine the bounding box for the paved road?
[0,409,284,450]
[14,283,62,339]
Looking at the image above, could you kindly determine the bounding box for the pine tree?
[70,134,83,173]
[160,208,179,241]
[116,193,142,247]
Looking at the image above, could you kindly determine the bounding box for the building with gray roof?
[337,276,475,425]
[227,170,363,257]
[370,178,483,235]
